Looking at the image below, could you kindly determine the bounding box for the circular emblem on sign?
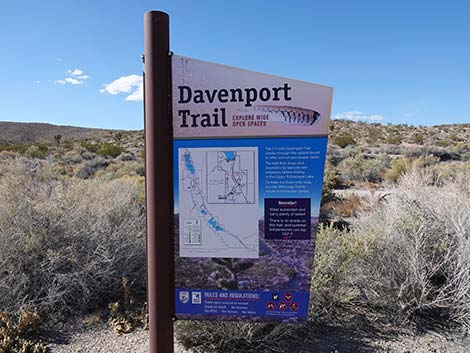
[266,302,275,311]
[284,293,293,302]
[289,302,299,312]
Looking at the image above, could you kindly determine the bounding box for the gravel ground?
[45,322,469,353]
[47,326,190,353]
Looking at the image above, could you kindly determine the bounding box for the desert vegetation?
[0,120,469,352]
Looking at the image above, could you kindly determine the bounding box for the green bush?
[97,143,124,158]
[0,143,30,155]
[384,157,411,182]
[385,134,402,145]
[80,140,99,153]
[61,140,73,150]
[333,132,356,148]
[339,155,389,183]
[412,134,424,145]
[25,144,48,159]
[310,225,364,317]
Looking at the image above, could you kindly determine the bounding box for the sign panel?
[173,55,333,322]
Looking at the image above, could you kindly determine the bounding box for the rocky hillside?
[0,121,111,144]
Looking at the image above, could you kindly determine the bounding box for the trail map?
[178,147,259,258]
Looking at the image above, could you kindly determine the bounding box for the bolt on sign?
[173,55,333,322]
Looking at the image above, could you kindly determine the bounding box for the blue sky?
[1,0,469,130]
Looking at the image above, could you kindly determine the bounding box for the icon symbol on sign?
[279,302,287,311]
[289,302,299,311]
[284,293,293,302]
[272,294,280,301]
[192,291,202,304]
[266,302,275,311]
[179,291,189,304]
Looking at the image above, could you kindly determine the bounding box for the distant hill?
[0,120,468,147]
[330,119,469,147]
[0,121,111,144]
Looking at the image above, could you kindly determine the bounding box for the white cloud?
[64,77,82,85]
[56,69,89,85]
[68,69,83,76]
[100,74,143,101]
[334,111,384,121]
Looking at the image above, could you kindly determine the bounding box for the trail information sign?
[172,55,333,322]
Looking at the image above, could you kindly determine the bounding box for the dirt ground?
[44,319,469,353]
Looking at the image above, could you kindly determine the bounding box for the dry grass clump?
[0,159,146,320]
[107,277,148,335]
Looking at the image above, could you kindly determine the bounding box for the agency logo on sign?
[179,291,190,304]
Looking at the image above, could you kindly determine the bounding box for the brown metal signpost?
[144,10,175,353]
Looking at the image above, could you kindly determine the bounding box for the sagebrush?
[0,159,146,320]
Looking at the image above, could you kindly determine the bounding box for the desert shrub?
[76,157,109,179]
[24,145,48,159]
[402,145,427,158]
[323,161,341,190]
[97,143,124,158]
[319,162,342,223]
[326,144,349,166]
[385,134,402,145]
[0,310,47,353]
[310,225,364,317]
[451,143,470,161]
[62,151,82,164]
[338,155,389,183]
[0,144,30,155]
[80,151,95,160]
[0,161,146,320]
[428,161,470,182]
[0,150,18,160]
[61,140,73,150]
[135,165,145,177]
[333,194,365,218]
[176,321,308,353]
[384,157,411,182]
[427,147,460,161]
[53,134,62,146]
[375,144,406,156]
[412,134,424,145]
[117,153,136,162]
[80,140,98,153]
[333,132,356,148]
[434,139,450,147]
[95,161,144,180]
[352,171,470,327]
[411,156,440,169]
[113,132,123,142]
[107,277,148,335]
